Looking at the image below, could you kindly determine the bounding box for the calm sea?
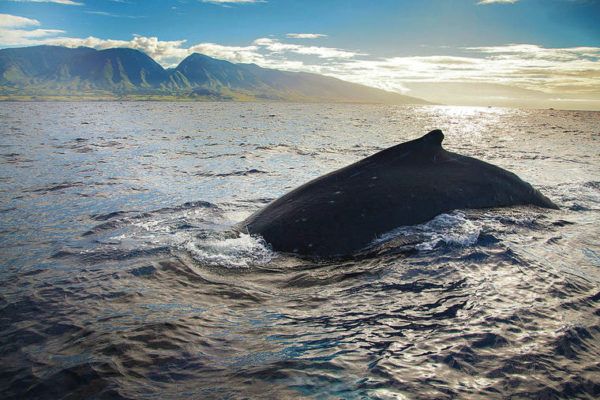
[1,102,599,399]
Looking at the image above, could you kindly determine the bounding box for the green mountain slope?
[0,45,429,104]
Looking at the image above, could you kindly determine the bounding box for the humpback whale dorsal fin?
[421,129,444,146]
[362,129,445,165]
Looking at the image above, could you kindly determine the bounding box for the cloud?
[453,44,600,93]
[276,43,599,97]
[84,11,145,18]
[253,37,362,59]
[466,44,600,61]
[188,43,263,64]
[41,35,267,67]
[0,13,40,27]
[0,27,64,45]
[286,33,327,39]
[477,0,518,4]
[5,0,83,5]
[47,35,189,66]
[0,13,64,45]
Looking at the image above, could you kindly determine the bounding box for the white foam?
[182,233,275,268]
[97,203,275,268]
[374,211,482,251]
[222,209,254,224]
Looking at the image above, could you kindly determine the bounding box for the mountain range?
[0,45,428,104]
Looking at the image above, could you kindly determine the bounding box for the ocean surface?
[0,102,599,399]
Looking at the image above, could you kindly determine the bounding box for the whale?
[240,129,558,257]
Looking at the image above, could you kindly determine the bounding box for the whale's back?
[241,130,557,257]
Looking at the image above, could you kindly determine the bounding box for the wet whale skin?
[241,129,558,257]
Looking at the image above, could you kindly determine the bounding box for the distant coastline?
[0,95,436,104]
[3,45,598,110]
[7,96,600,113]
[0,45,429,105]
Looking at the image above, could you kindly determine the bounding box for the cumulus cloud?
[47,35,189,66]
[286,33,327,39]
[477,0,518,4]
[39,34,263,67]
[5,0,83,5]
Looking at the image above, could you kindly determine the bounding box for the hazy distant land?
[0,45,429,104]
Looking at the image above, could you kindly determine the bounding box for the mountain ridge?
[0,45,429,104]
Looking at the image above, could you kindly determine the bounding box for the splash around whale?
[240,129,558,257]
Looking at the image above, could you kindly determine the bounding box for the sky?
[0,0,599,109]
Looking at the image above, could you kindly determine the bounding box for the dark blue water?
[1,102,599,399]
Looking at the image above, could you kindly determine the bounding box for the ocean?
[1,102,599,399]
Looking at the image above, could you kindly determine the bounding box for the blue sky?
[2,0,599,53]
[1,0,599,108]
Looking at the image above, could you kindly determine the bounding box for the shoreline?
[1,97,599,112]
